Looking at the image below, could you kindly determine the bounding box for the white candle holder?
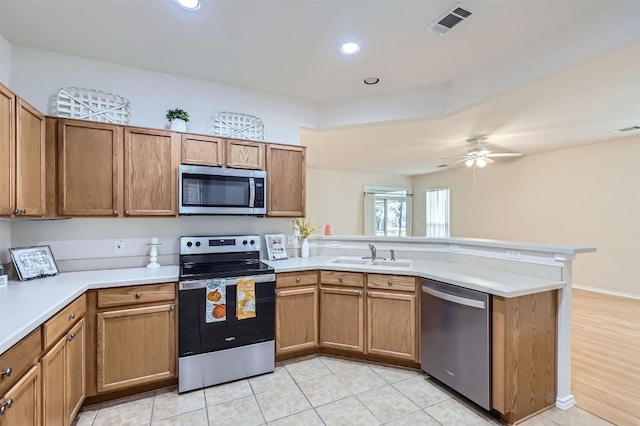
[147,243,161,269]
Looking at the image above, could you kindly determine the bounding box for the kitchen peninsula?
[0,236,594,425]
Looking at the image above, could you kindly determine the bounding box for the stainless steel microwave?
[178,165,267,215]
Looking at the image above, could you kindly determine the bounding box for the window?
[364,187,411,236]
[426,188,450,237]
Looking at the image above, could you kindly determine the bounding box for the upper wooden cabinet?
[57,120,122,216]
[0,84,45,217]
[180,134,224,167]
[225,139,264,170]
[123,127,180,216]
[266,144,306,217]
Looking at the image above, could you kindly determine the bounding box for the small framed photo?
[9,245,59,281]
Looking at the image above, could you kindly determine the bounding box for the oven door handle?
[179,274,276,290]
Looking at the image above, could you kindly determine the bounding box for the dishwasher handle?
[421,285,486,309]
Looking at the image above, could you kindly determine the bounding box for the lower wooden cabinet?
[275,286,318,354]
[42,318,85,426]
[366,290,417,361]
[96,303,176,392]
[319,286,364,352]
[0,363,41,426]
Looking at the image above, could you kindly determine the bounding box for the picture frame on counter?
[9,245,59,281]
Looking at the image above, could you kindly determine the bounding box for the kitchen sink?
[327,257,371,265]
[370,259,413,268]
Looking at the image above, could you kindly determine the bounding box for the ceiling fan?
[443,136,522,168]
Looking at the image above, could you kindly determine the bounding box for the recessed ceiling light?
[175,0,201,11]
[364,77,380,85]
[340,42,360,55]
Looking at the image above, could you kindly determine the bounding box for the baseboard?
[573,284,640,300]
[556,394,576,410]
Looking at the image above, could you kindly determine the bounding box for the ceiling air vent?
[428,3,474,35]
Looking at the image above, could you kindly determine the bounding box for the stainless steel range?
[178,235,275,393]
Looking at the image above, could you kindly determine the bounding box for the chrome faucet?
[390,249,396,261]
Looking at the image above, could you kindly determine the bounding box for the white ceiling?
[1,0,639,175]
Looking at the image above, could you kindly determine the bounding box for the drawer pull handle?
[67,333,75,341]
[387,280,393,286]
[1,368,12,377]
[69,313,76,320]
[135,293,142,299]
[295,277,300,283]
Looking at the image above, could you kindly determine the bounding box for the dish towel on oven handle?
[237,276,256,320]
[205,279,226,323]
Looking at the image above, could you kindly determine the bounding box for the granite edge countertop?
[0,257,565,354]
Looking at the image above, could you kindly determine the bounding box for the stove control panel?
[180,235,261,255]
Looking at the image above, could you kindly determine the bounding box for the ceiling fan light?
[465,158,475,167]
[476,157,487,168]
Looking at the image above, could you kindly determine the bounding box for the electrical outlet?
[449,244,460,252]
[507,250,521,260]
[330,240,340,248]
[114,240,124,254]
[286,235,296,247]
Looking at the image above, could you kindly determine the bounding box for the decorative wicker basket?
[212,111,264,141]
[56,87,131,124]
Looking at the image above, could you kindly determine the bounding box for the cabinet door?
[66,318,85,425]
[42,338,65,426]
[58,120,122,216]
[181,134,224,166]
[15,98,45,216]
[275,287,318,354]
[225,139,264,170]
[320,287,364,352]
[96,304,176,393]
[0,363,41,426]
[266,144,305,217]
[123,128,179,216]
[366,291,417,361]
[0,84,15,216]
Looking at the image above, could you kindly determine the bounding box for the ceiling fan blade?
[446,158,471,166]
[486,152,522,158]
[482,156,495,164]
[441,154,470,160]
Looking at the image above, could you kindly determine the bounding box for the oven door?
[178,165,266,215]
[178,274,275,357]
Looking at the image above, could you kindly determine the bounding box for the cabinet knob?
[367,291,372,297]
[125,210,130,216]
[275,291,281,297]
[112,209,118,216]
[170,304,175,310]
[227,162,231,167]
[338,276,343,282]
[0,399,12,415]
[20,209,26,214]
[135,293,142,299]
[69,313,76,320]
[67,332,75,341]
[0,367,12,377]
[358,290,363,297]
[387,280,393,286]
[217,162,222,166]
[295,277,300,283]
[13,209,19,215]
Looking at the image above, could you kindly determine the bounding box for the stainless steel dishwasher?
[420,278,491,410]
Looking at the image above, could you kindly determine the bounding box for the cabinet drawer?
[320,271,364,288]
[97,283,176,309]
[276,271,318,288]
[43,294,86,349]
[367,274,416,292]
[0,328,42,395]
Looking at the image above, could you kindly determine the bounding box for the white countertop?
[0,256,565,354]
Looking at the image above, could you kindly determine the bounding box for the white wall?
[306,168,413,235]
[0,222,10,265]
[0,34,11,85]
[412,136,640,297]
[9,46,316,144]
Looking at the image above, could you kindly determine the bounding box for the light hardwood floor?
[572,288,640,425]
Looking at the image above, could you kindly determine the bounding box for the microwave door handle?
[249,178,255,208]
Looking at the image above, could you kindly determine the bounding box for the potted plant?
[293,218,318,258]
[166,108,190,132]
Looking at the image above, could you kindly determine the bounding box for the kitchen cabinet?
[56,119,122,216]
[492,290,557,424]
[275,271,318,355]
[180,133,224,167]
[94,283,177,393]
[366,274,418,361]
[123,127,180,216]
[225,138,264,170]
[266,144,306,217]
[0,363,41,426]
[319,271,365,353]
[0,83,45,217]
[41,295,86,426]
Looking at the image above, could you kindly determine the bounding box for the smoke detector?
[427,3,475,35]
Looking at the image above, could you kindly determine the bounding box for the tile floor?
[72,355,613,426]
